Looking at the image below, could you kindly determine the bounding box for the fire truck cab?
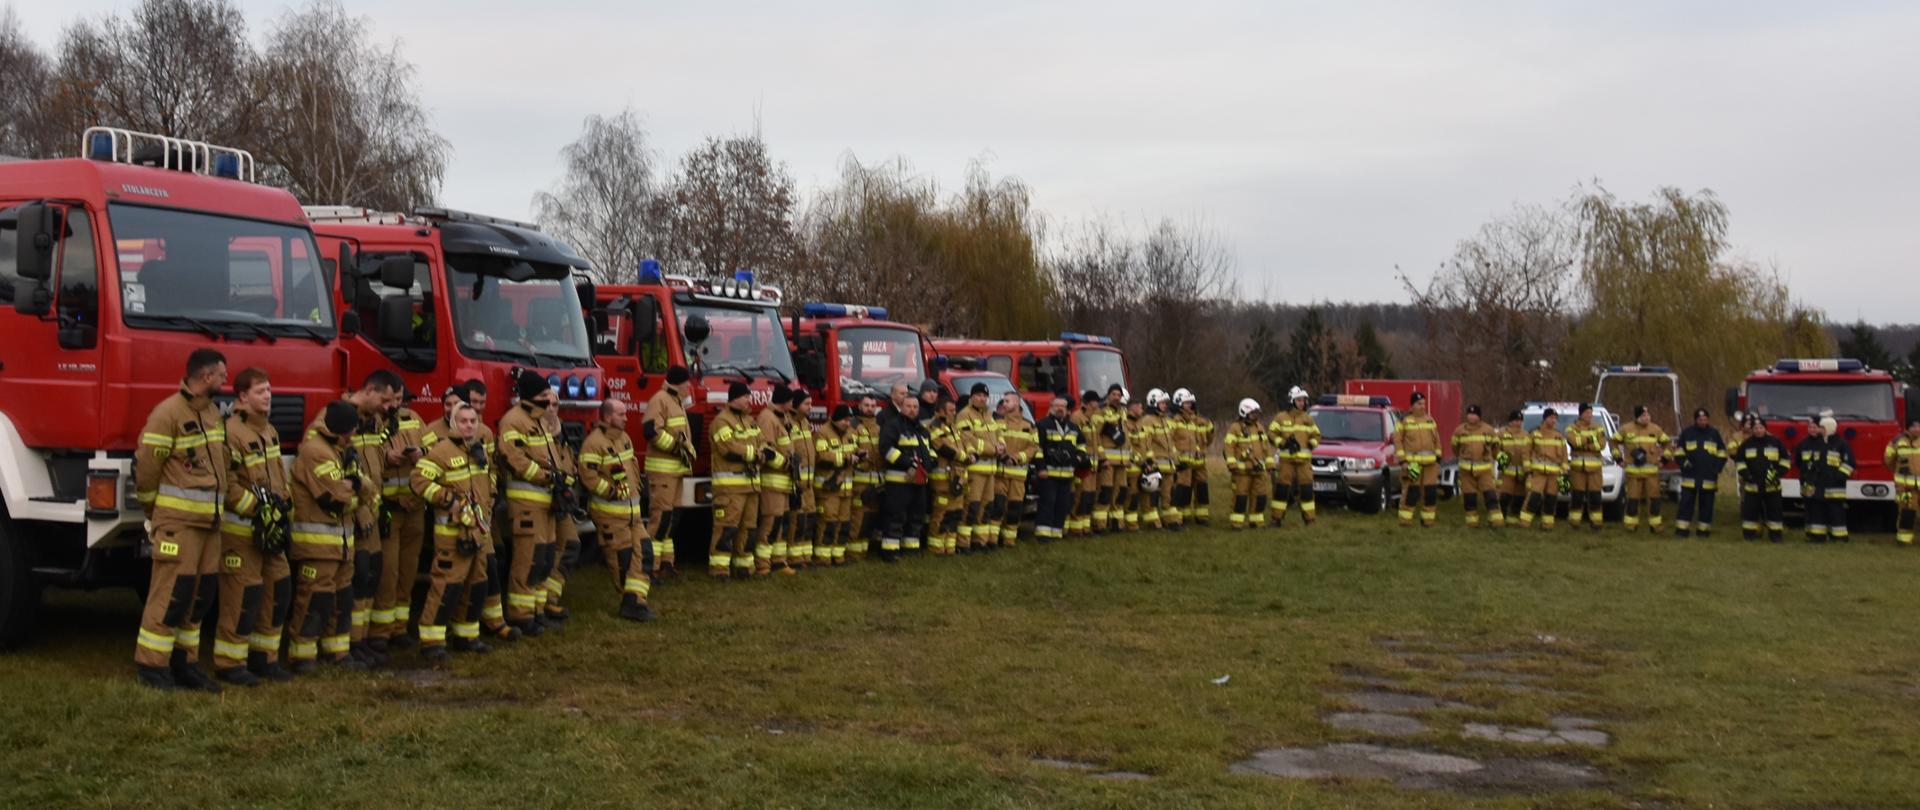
[1,128,345,647]
[587,262,790,524]
[930,333,1131,417]
[786,303,938,421]
[1728,358,1917,508]
[305,207,601,439]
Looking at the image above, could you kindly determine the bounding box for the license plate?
[1313,481,1339,493]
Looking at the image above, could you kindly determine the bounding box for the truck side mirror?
[378,255,415,290]
[336,243,356,291]
[377,295,415,344]
[632,295,659,343]
[1723,387,1739,419]
[339,310,361,336]
[13,203,55,282]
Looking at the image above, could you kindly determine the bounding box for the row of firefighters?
[127,347,1920,692]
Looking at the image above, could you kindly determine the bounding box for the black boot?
[248,650,295,682]
[135,665,179,691]
[512,619,544,638]
[170,650,221,693]
[420,645,451,664]
[447,636,492,654]
[387,633,415,651]
[619,594,655,622]
[289,658,318,676]
[215,666,261,688]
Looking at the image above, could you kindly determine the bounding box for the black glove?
[347,475,362,493]
[1283,437,1301,454]
[468,444,489,469]
[1631,448,1648,466]
[342,448,359,467]
[760,448,778,464]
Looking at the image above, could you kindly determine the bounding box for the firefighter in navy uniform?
[1391,392,1443,528]
[580,399,656,621]
[1796,417,1855,543]
[286,401,363,674]
[1495,411,1531,523]
[1673,408,1728,538]
[1034,397,1084,542]
[409,402,496,661]
[1889,418,1920,546]
[1450,405,1501,529]
[131,349,231,692]
[213,368,295,687]
[879,395,936,562]
[1735,415,1790,542]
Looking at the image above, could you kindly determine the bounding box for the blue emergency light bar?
[1605,364,1672,374]
[1318,394,1392,407]
[546,373,562,393]
[1774,358,1866,373]
[638,258,663,284]
[1060,332,1114,345]
[802,302,888,320]
[734,269,755,284]
[88,131,113,161]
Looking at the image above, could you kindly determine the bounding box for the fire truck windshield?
[109,203,334,336]
[1748,381,1895,421]
[1074,348,1128,397]
[679,303,795,381]
[1312,410,1388,442]
[836,326,926,389]
[447,265,592,368]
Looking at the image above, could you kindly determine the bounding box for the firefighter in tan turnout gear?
[1614,405,1670,533]
[286,401,365,674]
[643,367,695,576]
[1268,387,1320,527]
[1450,405,1502,529]
[708,383,762,578]
[1391,392,1443,528]
[1225,398,1273,529]
[1890,418,1920,546]
[1520,408,1569,530]
[497,373,568,635]
[580,399,657,622]
[372,379,429,659]
[212,368,294,687]
[815,405,860,564]
[131,349,231,691]
[996,392,1038,544]
[1137,389,1177,531]
[409,402,496,662]
[1495,411,1531,524]
[1565,403,1610,531]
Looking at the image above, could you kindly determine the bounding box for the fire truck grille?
[270,394,307,448]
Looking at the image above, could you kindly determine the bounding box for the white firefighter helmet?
[1238,397,1261,418]
[1288,386,1310,402]
[1172,387,1195,407]
[1146,388,1169,408]
[1120,387,1132,405]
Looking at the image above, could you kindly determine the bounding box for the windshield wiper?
[130,313,272,343]
[729,363,791,383]
[703,363,756,383]
[261,321,331,345]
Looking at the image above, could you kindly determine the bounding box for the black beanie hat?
[1107,383,1124,396]
[770,386,791,406]
[1694,408,1710,420]
[1633,405,1648,419]
[516,371,549,402]
[970,383,989,397]
[831,404,854,421]
[1081,390,1100,404]
[666,366,690,385]
[1508,410,1523,423]
[728,382,752,402]
[1466,404,1481,416]
[790,386,811,404]
[323,400,359,435]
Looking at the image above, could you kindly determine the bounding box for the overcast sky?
[13,0,1919,322]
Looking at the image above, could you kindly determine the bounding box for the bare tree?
[1399,202,1578,411]
[1047,216,1143,338]
[0,8,54,157]
[793,155,949,323]
[534,108,660,283]
[656,133,799,282]
[254,0,448,211]
[49,0,262,147]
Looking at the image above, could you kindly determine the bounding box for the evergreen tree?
[1837,322,1899,373]
[1354,320,1395,378]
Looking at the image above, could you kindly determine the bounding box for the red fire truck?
[305,207,601,439]
[786,303,938,420]
[1727,358,1917,510]
[929,333,1132,416]
[587,262,789,541]
[1,128,346,647]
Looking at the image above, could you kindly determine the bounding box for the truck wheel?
[0,511,43,650]
[1356,483,1387,515]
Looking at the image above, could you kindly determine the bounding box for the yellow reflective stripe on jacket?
[505,481,553,503]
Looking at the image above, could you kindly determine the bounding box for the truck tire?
[0,510,42,650]
[1356,480,1389,515]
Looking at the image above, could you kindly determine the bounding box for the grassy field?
[4,497,1919,809]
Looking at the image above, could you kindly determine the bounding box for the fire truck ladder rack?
[81,126,256,182]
